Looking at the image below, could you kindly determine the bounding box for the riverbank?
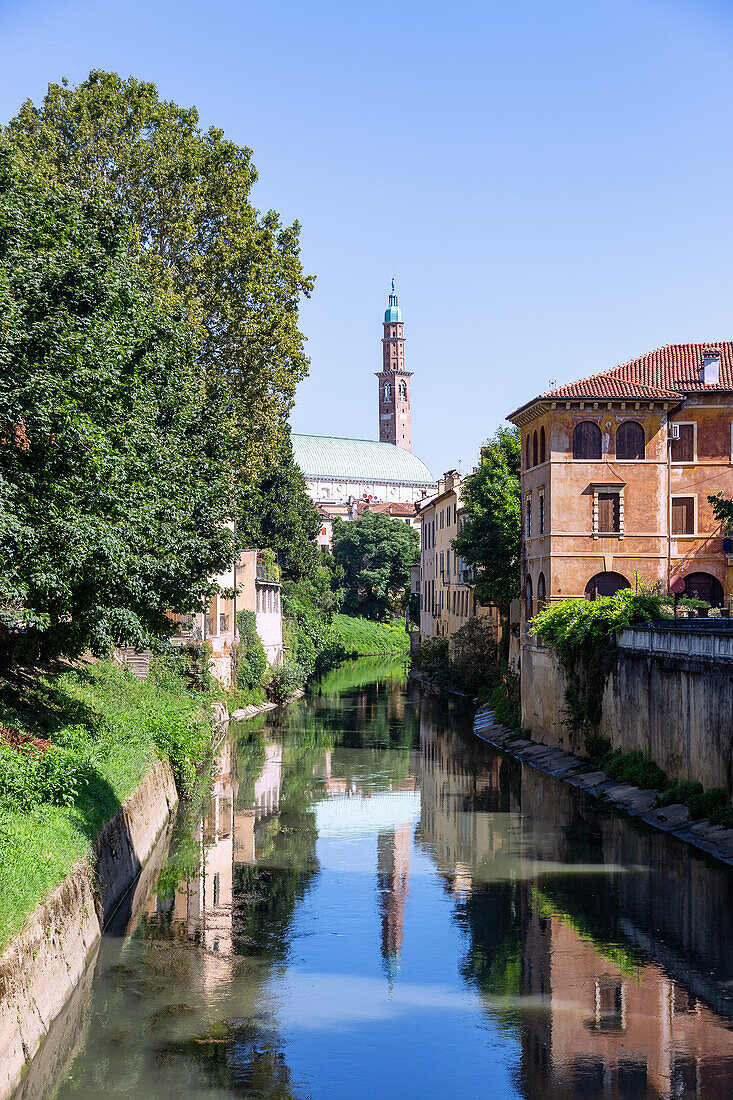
[474,705,733,868]
[331,614,410,658]
[0,659,212,952]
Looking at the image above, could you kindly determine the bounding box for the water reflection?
[40,660,733,1100]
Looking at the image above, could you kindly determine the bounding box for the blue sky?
[1,0,733,476]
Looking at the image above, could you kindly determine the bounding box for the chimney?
[701,353,720,385]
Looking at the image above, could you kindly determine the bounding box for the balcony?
[256,550,281,583]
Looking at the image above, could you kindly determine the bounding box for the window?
[398,380,407,399]
[593,485,623,537]
[525,493,532,538]
[598,491,620,533]
[525,434,531,469]
[525,574,533,618]
[532,430,538,467]
[384,382,391,402]
[672,496,695,535]
[573,421,602,460]
[671,422,695,462]
[539,425,546,463]
[616,420,645,460]
[538,488,545,535]
[537,572,546,610]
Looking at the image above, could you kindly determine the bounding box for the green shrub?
[412,637,452,687]
[602,750,668,790]
[234,610,268,690]
[265,661,306,705]
[331,614,409,657]
[656,782,733,825]
[450,617,499,698]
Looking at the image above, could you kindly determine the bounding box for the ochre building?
[508,343,733,632]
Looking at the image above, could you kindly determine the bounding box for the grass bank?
[331,614,410,657]
[0,658,213,951]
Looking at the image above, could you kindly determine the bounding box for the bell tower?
[376,279,412,450]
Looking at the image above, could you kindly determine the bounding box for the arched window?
[540,426,546,463]
[525,574,533,618]
[532,430,538,467]
[584,572,631,601]
[525,434,531,469]
[384,382,391,402]
[616,420,645,460]
[398,380,407,399]
[573,421,602,460]
[537,571,546,610]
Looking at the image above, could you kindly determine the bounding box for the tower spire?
[376,279,413,451]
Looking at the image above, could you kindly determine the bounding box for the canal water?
[25,658,733,1099]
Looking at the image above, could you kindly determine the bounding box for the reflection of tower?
[377,824,411,987]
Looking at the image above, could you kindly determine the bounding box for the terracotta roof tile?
[509,343,733,418]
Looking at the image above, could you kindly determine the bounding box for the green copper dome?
[292,435,432,486]
[384,277,403,323]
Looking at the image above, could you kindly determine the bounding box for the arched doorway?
[682,572,725,606]
[584,571,631,600]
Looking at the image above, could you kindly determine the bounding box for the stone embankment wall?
[522,627,733,798]
[0,758,177,1100]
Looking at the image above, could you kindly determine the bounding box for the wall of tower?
[379,316,412,451]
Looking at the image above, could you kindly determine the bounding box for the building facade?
[415,470,494,641]
[508,344,733,638]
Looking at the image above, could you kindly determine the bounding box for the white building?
[292,434,433,508]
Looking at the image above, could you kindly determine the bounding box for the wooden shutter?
[671,424,694,462]
[672,497,694,535]
[616,421,645,460]
[573,421,602,459]
[598,492,619,532]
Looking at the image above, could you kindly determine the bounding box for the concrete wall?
[0,758,177,1100]
[521,634,733,796]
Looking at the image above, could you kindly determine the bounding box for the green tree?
[332,512,419,621]
[4,70,313,490]
[453,426,521,616]
[708,493,733,532]
[0,144,233,661]
[238,436,320,582]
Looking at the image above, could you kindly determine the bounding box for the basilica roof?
[292,434,433,486]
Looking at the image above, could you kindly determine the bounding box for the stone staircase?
[114,646,151,680]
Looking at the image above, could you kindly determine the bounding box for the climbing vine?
[532,590,663,748]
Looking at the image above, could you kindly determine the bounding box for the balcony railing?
[256,549,281,583]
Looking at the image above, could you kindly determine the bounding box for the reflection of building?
[521,896,733,1099]
[377,826,411,986]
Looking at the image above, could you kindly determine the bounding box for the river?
[20,658,733,1099]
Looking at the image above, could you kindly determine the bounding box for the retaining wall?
[0,758,177,1100]
[521,630,733,796]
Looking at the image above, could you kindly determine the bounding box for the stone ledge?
[473,704,733,869]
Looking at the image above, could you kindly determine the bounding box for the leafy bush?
[412,637,452,688]
[234,610,268,690]
[450,617,499,698]
[602,749,668,790]
[0,740,90,808]
[656,781,733,826]
[265,661,305,705]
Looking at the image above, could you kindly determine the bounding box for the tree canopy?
[4,70,313,492]
[452,425,521,615]
[0,143,233,661]
[237,436,320,582]
[331,512,419,621]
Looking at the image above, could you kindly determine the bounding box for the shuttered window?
[672,497,694,535]
[616,421,645,460]
[573,421,602,459]
[598,492,620,533]
[671,423,695,463]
